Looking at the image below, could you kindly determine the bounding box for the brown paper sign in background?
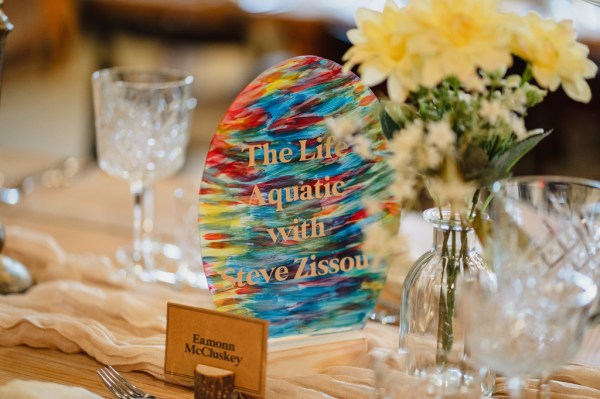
[164,303,268,397]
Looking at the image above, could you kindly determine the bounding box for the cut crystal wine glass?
[461,269,596,399]
[489,176,600,311]
[92,67,194,281]
[463,175,600,398]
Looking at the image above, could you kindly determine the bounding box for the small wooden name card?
[164,303,268,398]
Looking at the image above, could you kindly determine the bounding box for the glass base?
[419,364,495,397]
[419,365,477,397]
[374,348,493,398]
[116,241,207,289]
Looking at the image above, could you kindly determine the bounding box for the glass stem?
[508,377,524,399]
[143,184,155,270]
[130,179,154,276]
[536,376,551,399]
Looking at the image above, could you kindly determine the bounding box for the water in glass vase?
[399,208,495,396]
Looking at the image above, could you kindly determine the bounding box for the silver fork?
[97,366,158,399]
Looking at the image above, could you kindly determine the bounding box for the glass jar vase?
[399,208,495,396]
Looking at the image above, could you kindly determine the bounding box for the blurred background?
[0,0,599,179]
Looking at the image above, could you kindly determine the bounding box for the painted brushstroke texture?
[199,56,395,338]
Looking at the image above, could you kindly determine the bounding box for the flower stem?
[468,189,481,220]
[437,228,451,364]
[436,197,478,364]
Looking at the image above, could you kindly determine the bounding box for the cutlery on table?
[0,156,91,205]
[97,366,158,399]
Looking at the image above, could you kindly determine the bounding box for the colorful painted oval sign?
[199,56,395,338]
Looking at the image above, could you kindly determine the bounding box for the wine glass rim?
[494,175,600,191]
[569,271,598,308]
[422,207,482,230]
[541,271,598,310]
[91,66,193,88]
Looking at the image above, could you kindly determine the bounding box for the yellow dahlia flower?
[510,12,598,103]
[404,0,512,88]
[343,1,420,102]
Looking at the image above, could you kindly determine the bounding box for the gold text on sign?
[266,216,325,243]
[220,254,369,287]
[242,136,350,167]
[249,176,346,211]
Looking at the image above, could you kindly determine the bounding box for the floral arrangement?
[335,0,598,363]
[341,0,596,217]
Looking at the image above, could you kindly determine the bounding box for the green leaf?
[472,167,511,187]
[461,145,489,178]
[459,145,510,186]
[490,130,552,173]
[380,108,401,140]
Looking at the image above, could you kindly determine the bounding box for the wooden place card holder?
[164,303,268,398]
[194,364,235,399]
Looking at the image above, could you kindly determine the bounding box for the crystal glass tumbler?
[92,67,194,281]
[488,176,600,299]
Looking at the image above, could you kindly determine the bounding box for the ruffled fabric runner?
[1,226,600,398]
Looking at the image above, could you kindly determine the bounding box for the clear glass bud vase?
[399,208,495,396]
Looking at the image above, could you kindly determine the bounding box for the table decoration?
[372,347,482,398]
[92,67,195,283]
[480,175,600,398]
[489,176,600,296]
[1,225,600,399]
[341,0,598,393]
[462,269,597,399]
[194,364,235,399]
[198,55,397,339]
[164,303,268,396]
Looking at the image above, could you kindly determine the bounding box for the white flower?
[387,148,412,170]
[479,99,511,124]
[353,135,373,159]
[325,116,360,140]
[390,172,418,203]
[426,120,456,151]
[505,74,522,88]
[387,120,424,169]
[458,92,473,104]
[388,120,424,153]
[462,73,487,93]
[363,221,410,267]
[397,120,425,147]
[423,145,443,169]
[505,88,528,114]
[363,198,383,216]
[509,115,527,140]
[428,173,475,210]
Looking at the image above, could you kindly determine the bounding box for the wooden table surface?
[0,148,599,398]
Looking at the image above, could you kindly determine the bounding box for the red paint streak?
[204,233,230,240]
[359,96,375,106]
[349,209,368,222]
